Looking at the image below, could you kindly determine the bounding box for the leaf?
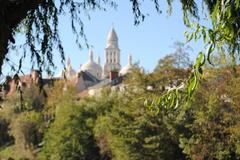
[188,73,197,97]
[212,0,219,22]
[198,67,203,75]
[208,29,215,42]
[185,31,194,42]
[199,52,205,67]
[202,27,207,43]
[237,0,240,8]
[194,52,205,70]
[168,93,175,109]
[207,43,214,65]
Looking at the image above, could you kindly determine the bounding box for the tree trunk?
[0,0,44,74]
[0,2,10,74]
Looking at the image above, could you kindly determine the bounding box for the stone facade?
[61,26,133,81]
[103,27,121,78]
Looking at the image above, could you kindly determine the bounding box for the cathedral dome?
[119,54,133,76]
[80,50,102,79]
[106,27,119,48]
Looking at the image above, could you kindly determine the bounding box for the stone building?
[0,26,134,97]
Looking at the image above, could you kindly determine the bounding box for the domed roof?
[119,54,133,76]
[80,50,102,79]
[106,26,119,48]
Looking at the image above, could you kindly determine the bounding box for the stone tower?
[103,26,121,78]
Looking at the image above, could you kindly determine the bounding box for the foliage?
[179,69,240,160]
[154,41,193,72]
[39,89,115,160]
[94,90,186,160]
[0,84,46,159]
[0,116,12,148]
[146,45,195,111]
[2,84,46,112]
[44,80,77,115]
[40,81,187,160]
[0,145,15,159]
[9,111,44,159]
[1,65,240,159]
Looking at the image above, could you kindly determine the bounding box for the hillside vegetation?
[1,52,240,160]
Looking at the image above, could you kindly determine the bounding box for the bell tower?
[103,26,121,78]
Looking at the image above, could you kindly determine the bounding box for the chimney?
[109,71,119,81]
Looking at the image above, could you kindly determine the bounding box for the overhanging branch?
[0,0,44,74]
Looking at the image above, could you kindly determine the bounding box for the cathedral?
[60,26,133,80]
[0,27,134,98]
[58,26,134,92]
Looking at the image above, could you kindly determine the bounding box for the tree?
[9,111,44,159]
[0,116,12,147]
[154,41,193,72]
[0,0,239,73]
[0,84,47,159]
[39,89,115,160]
[1,61,240,159]
[94,94,186,160]
[178,68,240,160]
[93,77,187,160]
[44,80,77,115]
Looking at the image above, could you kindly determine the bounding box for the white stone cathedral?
[60,26,133,81]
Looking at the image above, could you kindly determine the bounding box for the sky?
[3,0,206,77]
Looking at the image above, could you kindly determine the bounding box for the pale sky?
[3,0,206,77]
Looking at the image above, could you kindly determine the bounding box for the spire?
[67,57,71,67]
[128,54,132,65]
[108,26,118,41]
[97,56,101,65]
[89,49,93,62]
[106,26,118,48]
[66,57,72,70]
